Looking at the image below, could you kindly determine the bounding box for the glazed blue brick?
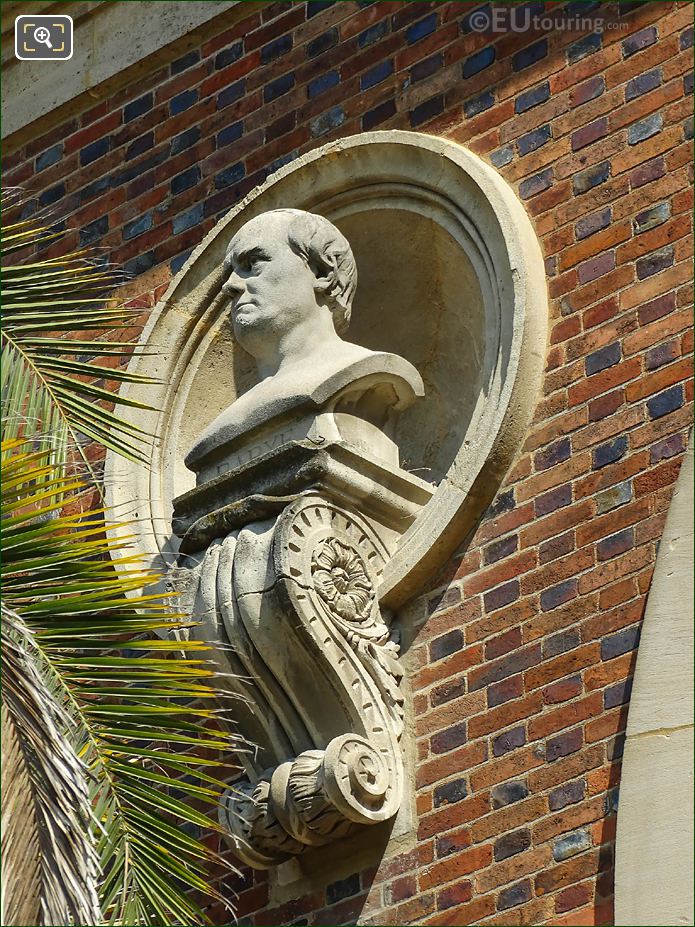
[123,212,153,241]
[434,777,468,808]
[173,203,204,235]
[647,341,676,370]
[685,72,694,96]
[463,46,495,78]
[565,0,601,12]
[497,881,531,911]
[483,579,519,612]
[625,68,662,101]
[308,70,339,98]
[39,183,65,206]
[36,143,62,171]
[310,105,346,136]
[576,207,611,240]
[597,527,633,561]
[493,725,525,757]
[605,677,633,709]
[407,13,437,44]
[412,52,443,83]
[170,89,198,115]
[485,489,515,519]
[484,533,518,565]
[170,249,192,274]
[573,160,610,194]
[593,436,627,470]
[361,59,393,90]
[265,73,295,103]
[596,480,632,514]
[358,19,387,48]
[519,167,552,199]
[307,0,336,16]
[217,121,243,146]
[326,873,360,905]
[123,250,155,277]
[215,162,245,189]
[513,38,547,71]
[464,91,494,118]
[124,92,153,123]
[629,113,663,145]
[216,42,243,69]
[218,79,245,109]
[262,34,292,64]
[535,484,571,517]
[19,199,38,219]
[681,26,694,50]
[622,26,657,58]
[79,177,110,202]
[430,629,463,662]
[648,385,684,420]
[567,32,601,64]
[535,437,570,471]
[363,98,396,130]
[515,81,550,114]
[125,132,154,161]
[544,629,580,659]
[602,624,641,661]
[307,27,338,58]
[410,94,443,127]
[79,215,108,246]
[80,137,109,166]
[553,829,590,862]
[684,116,694,141]
[517,124,551,156]
[634,202,670,234]
[266,151,297,176]
[491,146,513,168]
[491,781,528,809]
[541,579,577,613]
[460,4,491,34]
[651,434,685,464]
[171,127,201,156]
[637,244,674,279]
[586,341,621,376]
[171,165,200,195]
[432,721,467,754]
[549,779,585,812]
[171,51,199,75]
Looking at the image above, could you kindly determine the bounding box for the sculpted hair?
[273,208,358,334]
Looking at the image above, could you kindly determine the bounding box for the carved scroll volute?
[272,495,404,827]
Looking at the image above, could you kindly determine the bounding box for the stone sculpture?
[171,209,434,867]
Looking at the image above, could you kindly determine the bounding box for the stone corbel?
[171,369,433,868]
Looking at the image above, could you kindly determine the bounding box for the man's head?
[222,210,357,354]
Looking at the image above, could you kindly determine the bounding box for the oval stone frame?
[107,131,548,608]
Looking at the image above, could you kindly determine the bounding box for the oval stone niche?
[107,131,548,608]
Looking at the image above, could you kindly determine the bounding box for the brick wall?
[4,1,693,924]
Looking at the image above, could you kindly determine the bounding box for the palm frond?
[2,442,238,925]
[0,190,156,487]
[1,604,102,927]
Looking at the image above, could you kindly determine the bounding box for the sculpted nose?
[222,270,244,300]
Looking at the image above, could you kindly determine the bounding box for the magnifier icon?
[33,26,53,48]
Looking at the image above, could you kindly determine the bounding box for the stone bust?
[185,208,422,476]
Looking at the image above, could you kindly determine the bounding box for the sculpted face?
[222,212,319,354]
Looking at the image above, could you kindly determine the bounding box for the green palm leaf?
[2,441,238,925]
[1,191,157,487]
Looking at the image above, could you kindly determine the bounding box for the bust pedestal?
[171,367,432,868]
